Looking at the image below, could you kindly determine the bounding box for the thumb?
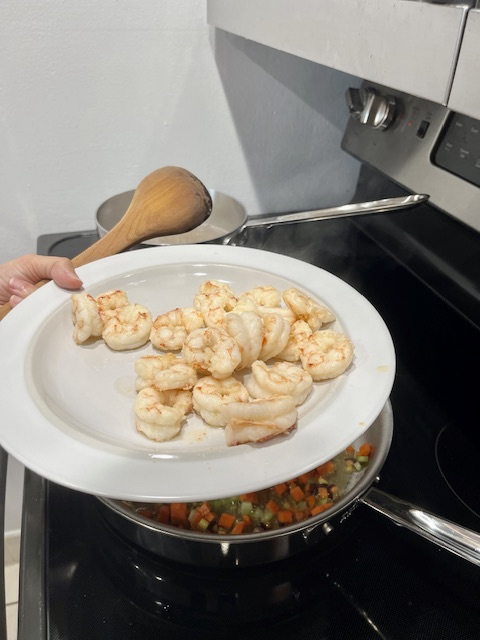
[48,259,83,290]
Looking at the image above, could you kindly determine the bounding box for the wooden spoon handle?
[0,166,212,321]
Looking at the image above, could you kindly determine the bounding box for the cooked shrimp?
[182,327,242,379]
[246,360,313,406]
[282,287,335,331]
[276,319,313,362]
[239,285,281,308]
[95,289,129,321]
[71,293,103,344]
[259,312,291,361]
[135,386,192,442]
[224,311,263,370]
[194,280,237,327]
[150,307,204,351]
[300,329,354,380]
[102,303,152,351]
[134,354,197,391]
[256,305,297,325]
[192,376,249,427]
[223,395,297,446]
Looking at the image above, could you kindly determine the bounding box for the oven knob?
[346,87,396,130]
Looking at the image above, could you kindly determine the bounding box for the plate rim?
[0,245,396,502]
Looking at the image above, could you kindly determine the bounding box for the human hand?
[0,254,83,307]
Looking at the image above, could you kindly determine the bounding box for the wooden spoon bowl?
[0,166,212,320]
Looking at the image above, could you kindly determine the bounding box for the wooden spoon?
[0,166,212,320]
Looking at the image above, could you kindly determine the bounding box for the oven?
[10,81,480,638]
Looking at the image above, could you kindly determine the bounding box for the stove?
[17,83,480,639]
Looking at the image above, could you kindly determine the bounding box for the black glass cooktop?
[21,168,480,639]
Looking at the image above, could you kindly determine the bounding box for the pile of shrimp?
[71,280,354,446]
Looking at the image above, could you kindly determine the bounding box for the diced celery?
[196,517,210,531]
[261,509,274,523]
[357,455,369,464]
[240,501,253,515]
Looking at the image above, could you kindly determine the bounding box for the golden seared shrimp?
[282,287,335,331]
[71,293,104,344]
[192,376,249,427]
[276,320,313,362]
[95,289,129,321]
[135,386,192,442]
[224,311,263,370]
[150,307,204,351]
[259,312,291,361]
[237,285,281,309]
[246,360,313,406]
[181,327,242,379]
[102,303,152,351]
[231,294,259,314]
[134,354,197,391]
[300,329,354,381]
[194,280,237,328]
[223,395,297,446]
[256,305,297,325]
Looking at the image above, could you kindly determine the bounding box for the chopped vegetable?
[126,443,373,535]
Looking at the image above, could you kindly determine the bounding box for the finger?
[9,294,24,308]
[39,257,83,290]
[8,277,37,299]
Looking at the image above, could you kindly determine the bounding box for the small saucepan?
[97,403,480,569]
[96,189,428,246]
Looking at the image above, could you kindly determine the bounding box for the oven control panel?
[342,82,480,233]
[433,112,480,188]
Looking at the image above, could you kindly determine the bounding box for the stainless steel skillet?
[97,402,480,569]
[96,189,428,246]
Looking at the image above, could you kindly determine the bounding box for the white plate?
[0,245,395,502]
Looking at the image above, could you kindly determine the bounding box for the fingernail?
[8,278,28,294]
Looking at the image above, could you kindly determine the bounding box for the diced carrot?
[204,511,215,523]
[218,512,236,529]
[277,509,294,524]
[240,492,259,504]
[359,443,374,457]
[345,445,355,455]
[231,521,245,535]
[316,460,335,476]
[274,482,288,496]
[297,471,313,485]
[306,495,316,509]
[265,499,279,514]
[137,507,154,519]
[294,509,306,521]
[170,502,188,526]
[311,502,333,516]
[290,485,306,502]
[317,486,329,500]
[242,514,252,526]
[197,502,212,518]
[156,504,171,524]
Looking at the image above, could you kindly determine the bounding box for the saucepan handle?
[244,194,429,228]
[361,487,480,567]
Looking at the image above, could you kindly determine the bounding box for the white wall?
[0,1,361,532]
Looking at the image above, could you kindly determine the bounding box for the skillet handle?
[361,487,480,567]
[244,194,429,228]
